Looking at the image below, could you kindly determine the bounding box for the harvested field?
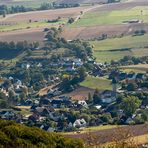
[121,64,148,72]
[0,28,45,43]
[90,1,148,12]
[63,86,94,100]
[0,7,88,23]
[62,23,148,40]
[66,124,148,144]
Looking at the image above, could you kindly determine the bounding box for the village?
[0,53,147,132]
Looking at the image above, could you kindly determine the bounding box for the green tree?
[121,96,141,117]
[93,89,101,104]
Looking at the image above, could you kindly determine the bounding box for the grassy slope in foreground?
[90,34,148,62]
[0,119,84,148]
[71,6,148,27]
[80,76,112,90]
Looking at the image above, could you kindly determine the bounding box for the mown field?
[90,34,148,62]
[0,20,65,31]
[71,6,148,27]
[80,76,112,90]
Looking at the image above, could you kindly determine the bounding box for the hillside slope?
[0,120,84,148]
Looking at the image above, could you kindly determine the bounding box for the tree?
[68,17,75,24]
[121,96,141,117]
[77,66,87,81]
[93,89,101,104]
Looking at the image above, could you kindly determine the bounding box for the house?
[28,113,40,122]
[40,125,55,132]
[78,101,88,108]
[100,90,116,104]
[73,118,87,128]
[0,110,16,120]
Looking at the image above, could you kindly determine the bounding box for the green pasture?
[90,35,148,62]
[80,76,112,90]
[71,6,148,27]
[0,19,66,31]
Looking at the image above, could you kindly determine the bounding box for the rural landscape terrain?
[0,0,148,147]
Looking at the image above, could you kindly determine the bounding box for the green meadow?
[90,34,148,62]
[71,6,148,27]
[80,76,112,90]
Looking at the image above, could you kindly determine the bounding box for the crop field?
[121,64,148,73]
[90,34,148,62]
[71,6,148,27]
[67,124,148,144]
[80,76,112,90]
[0,7,86,23]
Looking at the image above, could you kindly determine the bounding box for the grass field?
[0,20,66,31]
[71,6,148,27]
[80,76,112,90]
[90,34,148,62]
[63,125,118,135]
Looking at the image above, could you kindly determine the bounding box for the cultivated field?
[66,123,148,145]
[121,64,148,73]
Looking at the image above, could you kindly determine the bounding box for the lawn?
[71,6,148,27]
[90,35,148,62]
[80,76,112,90]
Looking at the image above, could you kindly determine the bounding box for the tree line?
[0,3,80,17]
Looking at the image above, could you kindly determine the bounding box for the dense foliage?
[0,120,84,148]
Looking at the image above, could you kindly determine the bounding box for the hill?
[0,119,84,148]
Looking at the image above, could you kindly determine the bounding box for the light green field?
[0,20,66,31]
[0,0,55,8]
[71,6,148,27]
[80,76,112,90]
[63,125,119,135]
[90,35,148,62]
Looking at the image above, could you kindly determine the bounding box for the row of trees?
[0,3,80,17]
[0,41,39,59]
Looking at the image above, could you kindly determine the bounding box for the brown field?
[0,7,88,23]
[0,28,45,42]
[66,124,148,144]
[121,64,148,72]
[61,23,148,40]
[1,22,148,42]
[63,86,94,100]
[90,1,148,12]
